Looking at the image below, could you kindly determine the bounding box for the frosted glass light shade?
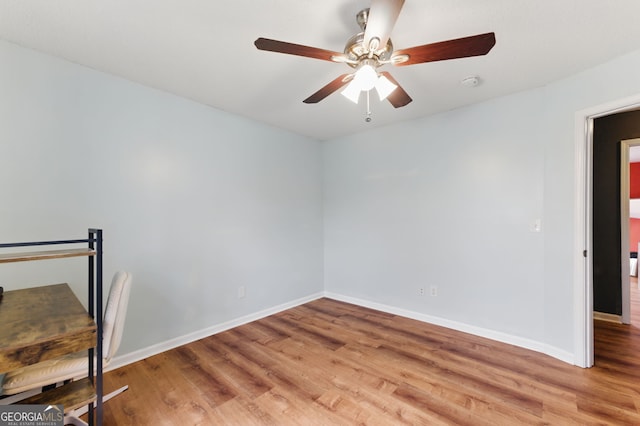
[375,75,397,101]
[341,80,361,103]
[353,64,378,91]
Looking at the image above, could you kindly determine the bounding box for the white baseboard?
[324,292,575,365]
[593,311,622,323]
[106,292,324,372]
[108,290,575,372]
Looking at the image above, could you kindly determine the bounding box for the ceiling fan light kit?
[340,69,397,104]
[254,0,496,120]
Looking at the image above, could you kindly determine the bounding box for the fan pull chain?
[365,90,372,122]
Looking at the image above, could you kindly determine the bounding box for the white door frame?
[574,95,640,368]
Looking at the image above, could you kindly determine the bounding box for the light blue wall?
[0,40,324,354]
[323,48,640,357]
[323,93,547,342]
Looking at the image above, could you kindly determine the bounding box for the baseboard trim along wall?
[109,291,575,372]
[324,292,575,365]
[593,311,622,323]
[107,292,325,372]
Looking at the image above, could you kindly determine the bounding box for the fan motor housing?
[343,32,394,67]
[344,8,395,67]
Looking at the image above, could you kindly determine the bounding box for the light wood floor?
[629,276,640,326]
[97,284,640,425]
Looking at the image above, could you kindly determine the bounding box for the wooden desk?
[0,283,96,372]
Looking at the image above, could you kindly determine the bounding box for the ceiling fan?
[254,0,495,110]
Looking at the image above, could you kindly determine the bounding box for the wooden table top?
[0,283,96,372]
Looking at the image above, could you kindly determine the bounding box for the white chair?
[0,271,132,425]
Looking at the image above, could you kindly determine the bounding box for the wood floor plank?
[215,335,328,403]
[211,396,277,426]
[342,342,546,424]
[94,281,640,424]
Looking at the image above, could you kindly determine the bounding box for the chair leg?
[0,380,73,405]
[0,388,42,405]
[2,385,128,425]
[63,415,88,426]
[64,385,129,424]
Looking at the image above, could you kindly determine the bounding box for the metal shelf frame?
[0,228,104,426]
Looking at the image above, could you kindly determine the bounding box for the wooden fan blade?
[364,0,405,50]
[392,32,496,66]
[303,74,352,104]
[254,38,346,62]
[379,72,412,108]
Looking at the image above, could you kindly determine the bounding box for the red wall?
[631,162,640,198]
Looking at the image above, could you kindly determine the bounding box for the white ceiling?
[2,1,640,140]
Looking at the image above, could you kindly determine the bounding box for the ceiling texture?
[2,1,640,141]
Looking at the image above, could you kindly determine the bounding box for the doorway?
[574,96,640,368]
[619,139,640,324]
[623,142,640,327]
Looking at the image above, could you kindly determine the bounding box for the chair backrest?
[102,271,132,363]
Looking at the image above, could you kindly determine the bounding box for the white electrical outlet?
[419,287,425,296]
[238,285,246,299]
[430,285,438,297]
[530,219,542,233]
